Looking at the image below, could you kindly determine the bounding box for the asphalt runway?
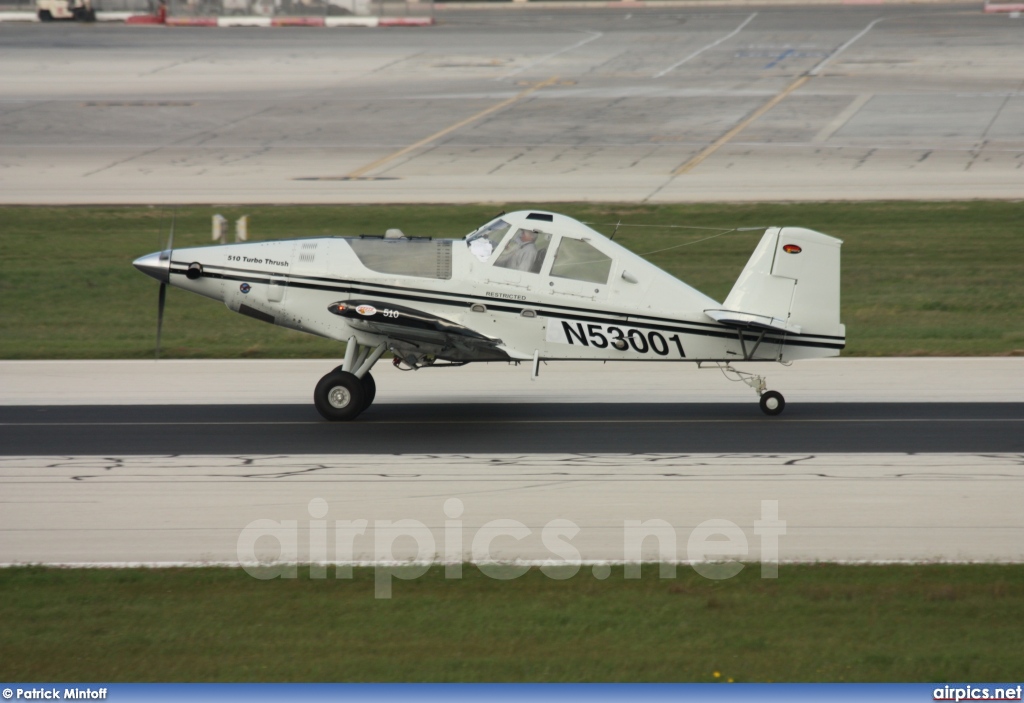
[2,3,1022,203]
[4,362,1022,565]
[4,402,1023,454]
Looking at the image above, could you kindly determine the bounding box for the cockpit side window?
[550,238,613,285]
[466,218,512,262]
[493,229,552,274]
[348,239,453,279]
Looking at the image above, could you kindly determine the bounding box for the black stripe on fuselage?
[171,263,846,351]
[174,261,838,337]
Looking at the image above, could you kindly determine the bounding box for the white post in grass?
[212,214,227,244]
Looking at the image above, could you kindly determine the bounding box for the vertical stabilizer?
[704,227,845,351]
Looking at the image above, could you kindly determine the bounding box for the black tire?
[314,370,365,421]
[759,390,785,416]
[331,365,376,410]
[361,371,377,411]
[38,9,53,20]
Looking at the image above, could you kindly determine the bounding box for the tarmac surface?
[3,402,1024,454]
[2,451,1022,564]
[5,358,1023,405]
[3,357,1023,453]
[2,3,1023,203]
[1,359,1021,565]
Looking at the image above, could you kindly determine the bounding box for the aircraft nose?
[133,251,170,284]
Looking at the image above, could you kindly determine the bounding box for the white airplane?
[134,210,844,420]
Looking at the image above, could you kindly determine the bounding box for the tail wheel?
[38,9,53,19]
[314,371,365,421]
[759,390,785,416]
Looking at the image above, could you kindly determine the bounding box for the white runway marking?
[812,93,874,143]
[808,16,888,77]
[652,13,757,79]
[665,13,899,178]
[499,30,603,80]
[2,418,1023,427]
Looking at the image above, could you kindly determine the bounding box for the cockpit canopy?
[465,212,614,285]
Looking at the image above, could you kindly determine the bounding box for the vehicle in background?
[37,0,96,20]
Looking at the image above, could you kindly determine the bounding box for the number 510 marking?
[556,320,685,357]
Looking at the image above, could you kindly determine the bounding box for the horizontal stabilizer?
[704,309,800,334]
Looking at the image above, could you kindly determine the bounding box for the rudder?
[704,227,845,354]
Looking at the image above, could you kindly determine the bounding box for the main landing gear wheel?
[759,390,786,416]
[314,370,365,421]
[319,337,387,421]
[331,367,376,412]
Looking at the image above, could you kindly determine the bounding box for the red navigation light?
[783,244,802,254]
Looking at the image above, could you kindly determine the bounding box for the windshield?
[465,218,512,262]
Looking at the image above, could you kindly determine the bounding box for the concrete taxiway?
[1,453,1022,565]
[2,5,1023,204]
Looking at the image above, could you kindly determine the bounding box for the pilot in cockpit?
[495,229,539,272]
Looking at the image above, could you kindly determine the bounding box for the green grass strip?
[1,202,1022,358]
[1,564,1022,682]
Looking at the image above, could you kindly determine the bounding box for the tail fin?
[704,227,845,357]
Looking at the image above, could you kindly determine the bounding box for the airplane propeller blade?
[160,210,176,263]
[168,210,175,252]
[154,210,174,360]
[155,281,166,360]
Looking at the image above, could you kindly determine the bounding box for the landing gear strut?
[314,337,386,421]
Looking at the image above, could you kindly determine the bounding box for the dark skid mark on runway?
[47,471,1024,485]
[2,403,1023,455]
[8,452,1024,486]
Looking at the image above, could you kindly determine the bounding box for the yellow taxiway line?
[346,75,561,179]
[672,74,812,176]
